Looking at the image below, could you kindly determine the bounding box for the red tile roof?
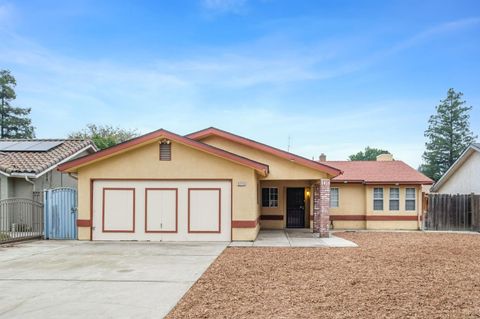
[0,139,96,175]
[325,160,433,185]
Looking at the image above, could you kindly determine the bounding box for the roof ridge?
[186,127,342,176]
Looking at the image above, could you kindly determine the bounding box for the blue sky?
[0,0,479,167]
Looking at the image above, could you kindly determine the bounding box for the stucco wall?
[330,183,365,215]
[76,140,260,240]
[200,136,330,180]
[330,183,422,230]
[435,151,480,194]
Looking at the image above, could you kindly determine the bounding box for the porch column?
[313,179,330,238]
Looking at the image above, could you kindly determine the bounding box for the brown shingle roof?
[0,139,96,175]
[326,160,433,185]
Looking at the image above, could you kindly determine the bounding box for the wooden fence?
[424,194,480,231]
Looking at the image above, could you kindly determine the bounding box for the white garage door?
[92,180,231,241]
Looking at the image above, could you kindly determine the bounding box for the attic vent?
[159,139,171,161]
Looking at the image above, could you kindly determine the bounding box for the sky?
[0,0,479,167]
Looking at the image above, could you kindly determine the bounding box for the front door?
[286,188,305,228]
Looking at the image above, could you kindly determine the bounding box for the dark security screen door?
[286,188,305,228]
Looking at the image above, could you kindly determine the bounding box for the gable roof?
[431,143,480,192]
[186,127,342,177]
[326,160,433,185]
[58,129,269,176]
[0,139,96,178]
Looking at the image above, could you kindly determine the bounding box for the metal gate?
[0,198,44,244]
[44,188,77,239]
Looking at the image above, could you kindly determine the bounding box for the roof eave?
[58,129,270,175]
[187,127,342,176]
[431,145,478,192]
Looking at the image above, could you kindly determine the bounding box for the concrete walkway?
[229,229,358,247]
[0,240,227,319]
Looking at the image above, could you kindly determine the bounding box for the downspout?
[68,173,78,180]
[25,175,36,192]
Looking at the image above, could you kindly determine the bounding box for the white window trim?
[389,188,400,211]
[330,187,339,208]
[405,188,416,211]
[373,187,384,211]
[262,187,279,208]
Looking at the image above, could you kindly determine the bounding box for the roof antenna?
[287,135,291,152]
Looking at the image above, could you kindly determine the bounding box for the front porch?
[230,229,357,247]
[259,179,331,237]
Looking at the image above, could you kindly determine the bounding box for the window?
[405,188,416,211]
[373,187,384,211]
[389,188,400,211]
[262,188,278,207]
[159,140,171,161]
[330,188,339,208]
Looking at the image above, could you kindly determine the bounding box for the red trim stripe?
[232,219,258,228]
[330,215,419,221]
[77,219,92,227]
[260,215,284,220]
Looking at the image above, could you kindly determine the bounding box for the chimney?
[376,153,394,161]
[319,153,327,162]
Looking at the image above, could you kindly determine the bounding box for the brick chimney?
[376,153,394,161]
[319,153,327,162]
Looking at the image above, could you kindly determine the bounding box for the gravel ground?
[167,232,480,319]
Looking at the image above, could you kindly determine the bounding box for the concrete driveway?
[0,240,227,318]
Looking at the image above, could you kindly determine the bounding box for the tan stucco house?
[58,127,433,242]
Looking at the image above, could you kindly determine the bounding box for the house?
[430,143,480,194]
[0,139,97,201]
[58,127,432,242]
[323,153,433,230]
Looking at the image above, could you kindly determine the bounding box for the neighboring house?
[324,153,433,230]
[58,127,432,242]
[431,143,480,194]
[0,139,97,201]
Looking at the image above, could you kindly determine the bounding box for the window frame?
[373,187,384,211]
[405,188,416,211]
[330,187,339,208]
[389,187,400,211]
[262,187,279,208]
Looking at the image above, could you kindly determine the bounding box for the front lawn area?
[167,232,480,318]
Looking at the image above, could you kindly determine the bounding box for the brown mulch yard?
[167,232,480,319]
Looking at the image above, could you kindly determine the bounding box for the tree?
[0,70,35,138]
[69,124,139,150]
[420,88,477,181]
[349,146,390,161]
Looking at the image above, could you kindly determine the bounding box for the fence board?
[425,194,480,231]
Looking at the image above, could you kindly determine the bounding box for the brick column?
[313,179,330,238]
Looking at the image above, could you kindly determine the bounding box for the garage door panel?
[102,188,135,233]
[145,188,177,233]
[188,188,221,233]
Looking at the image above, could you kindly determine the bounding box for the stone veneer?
[313,179,330,237]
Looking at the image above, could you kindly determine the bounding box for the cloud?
[0,2,14,27]
[201,0,248,15]
[1,15,478,168]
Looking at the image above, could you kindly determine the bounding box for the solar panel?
[28,141,63,151]
[0,141,20,150]
[0,141,63,152]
